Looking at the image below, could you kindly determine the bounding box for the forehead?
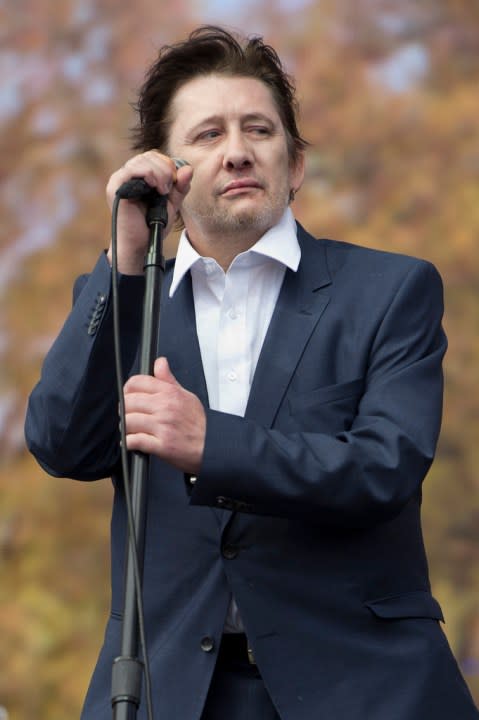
[169,74,283,136]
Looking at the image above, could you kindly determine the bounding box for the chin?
[228,201,281,227]
[225,212,271,233]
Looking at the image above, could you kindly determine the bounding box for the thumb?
[175,163,193,194]
[168,164,193,209]
[153,356,178,385]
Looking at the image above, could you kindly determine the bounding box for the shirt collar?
[169,207,300,297]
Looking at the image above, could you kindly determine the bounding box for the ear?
[289,151,305,197]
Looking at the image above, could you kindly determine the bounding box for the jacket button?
[200,636,215,653]
[222,544,238,560]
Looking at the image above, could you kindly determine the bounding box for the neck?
[186,226,266,272]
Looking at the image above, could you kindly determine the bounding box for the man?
[25,25,478,720]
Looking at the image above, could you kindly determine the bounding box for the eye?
[248,126,271,136]
[198,129,221,141]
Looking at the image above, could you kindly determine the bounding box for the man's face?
[167,74,304,248]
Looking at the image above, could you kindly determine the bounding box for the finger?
[124,410,159,435]
[123,153,174,195]
[108,151,177,199]
[124,392,159,415]
[125,414,175,455]
[125,431,161,456]
[132,151,193,196]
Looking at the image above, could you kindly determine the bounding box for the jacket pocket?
[364,590,444,621]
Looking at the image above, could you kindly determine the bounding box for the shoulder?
[296,222,442,286]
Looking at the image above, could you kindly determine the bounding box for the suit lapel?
[245,226,331,427]
[158,268,208,407]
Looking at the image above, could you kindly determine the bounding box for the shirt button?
[228,308,238,319]
[189,475,197,486]
[200,636,215,653]
[227,370,237,382]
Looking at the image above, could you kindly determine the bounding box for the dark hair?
[131,25,308,164]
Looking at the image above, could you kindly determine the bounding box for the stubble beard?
[183,186,290,244]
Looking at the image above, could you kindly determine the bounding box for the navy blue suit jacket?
[25,225,478,719]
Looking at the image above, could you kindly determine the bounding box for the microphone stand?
[111,188,168,720]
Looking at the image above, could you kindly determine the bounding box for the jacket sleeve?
[190,259,447,528]
[24,253,144,480]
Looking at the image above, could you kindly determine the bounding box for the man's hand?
[106,151,193,275]
[123,357,206,474]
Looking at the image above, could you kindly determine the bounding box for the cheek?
[188,164,215,195]
[270,167,294,198]
[268,151,294,184]
[180,175,210,216]
[189,179,211,207]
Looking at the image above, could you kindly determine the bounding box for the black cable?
[110,193,155,720]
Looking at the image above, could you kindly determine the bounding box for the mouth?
[219,179,263,196]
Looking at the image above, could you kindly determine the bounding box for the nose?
[222,129,253,170]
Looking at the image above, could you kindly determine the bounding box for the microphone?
[116,158,190,200]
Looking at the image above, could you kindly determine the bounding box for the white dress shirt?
[169,207,301,631]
